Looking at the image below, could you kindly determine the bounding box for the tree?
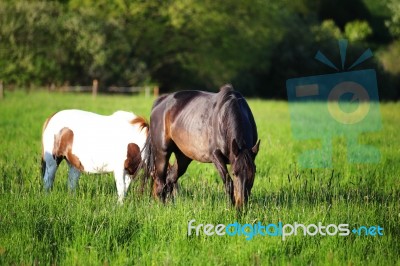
[386,0,400,38]
[0,1,65,86]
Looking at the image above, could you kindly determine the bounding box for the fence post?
[153,86,159,98]
[92,79,98,98]
[145,86,150,99]
[0,80,3,100]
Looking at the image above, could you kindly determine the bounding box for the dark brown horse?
[143,84,260,209]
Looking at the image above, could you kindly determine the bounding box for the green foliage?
[0,0,150,87]
[344,20,373,42]
[386,0,400,38]
[163,0,282,90]
[0,0,399,98]
[0,1,64,85]
[318,20,343,39]
[380,40,400,75]
[0,92,399,264]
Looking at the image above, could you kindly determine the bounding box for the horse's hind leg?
[166,150,192,197]
[67,161,81,191]
[153,148,171,202]
[42,152,59,191]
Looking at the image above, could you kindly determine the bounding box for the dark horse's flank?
[143,84,260,209]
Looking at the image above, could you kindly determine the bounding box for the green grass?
[0,91,399,265]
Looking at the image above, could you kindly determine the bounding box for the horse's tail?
[41,157,46,178]
[140,129,155,194]
[41,113,54,179]
[139,94,169,194]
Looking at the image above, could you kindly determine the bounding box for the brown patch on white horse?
[53,127,84,171]
[124,143,141,175]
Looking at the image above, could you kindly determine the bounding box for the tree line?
[0,0,399,99]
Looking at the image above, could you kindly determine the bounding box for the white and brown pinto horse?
[41,109,148,203]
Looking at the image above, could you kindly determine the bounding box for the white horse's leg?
[124,173,132,196]
[67,162,81,191]
[114,168,125,204]
[43,152,58,191]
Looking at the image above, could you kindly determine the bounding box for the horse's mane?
[217,84,235,101]
[216,85,256,179]
[216,84,244,109]
[235,147,255,170]
[215,84,248,147]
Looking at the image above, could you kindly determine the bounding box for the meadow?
[0,91,399,265]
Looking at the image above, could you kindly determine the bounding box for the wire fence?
[0,80,159,100]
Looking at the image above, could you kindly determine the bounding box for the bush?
[344,20,373,42]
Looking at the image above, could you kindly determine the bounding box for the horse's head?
[231,139,260,209]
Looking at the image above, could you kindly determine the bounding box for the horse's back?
[44,109,138,134]
[153,91,213,115]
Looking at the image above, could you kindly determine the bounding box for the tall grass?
[0,91,399,265]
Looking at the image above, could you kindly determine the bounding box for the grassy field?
[0,91,399,265]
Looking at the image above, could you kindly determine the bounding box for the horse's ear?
[252,139,260,155]
[232,139,240,157]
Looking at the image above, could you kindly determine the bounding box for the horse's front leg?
[212,149,234,204]
[114,168,126,204]
[67,162,81,191]
[124,173,132,196]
